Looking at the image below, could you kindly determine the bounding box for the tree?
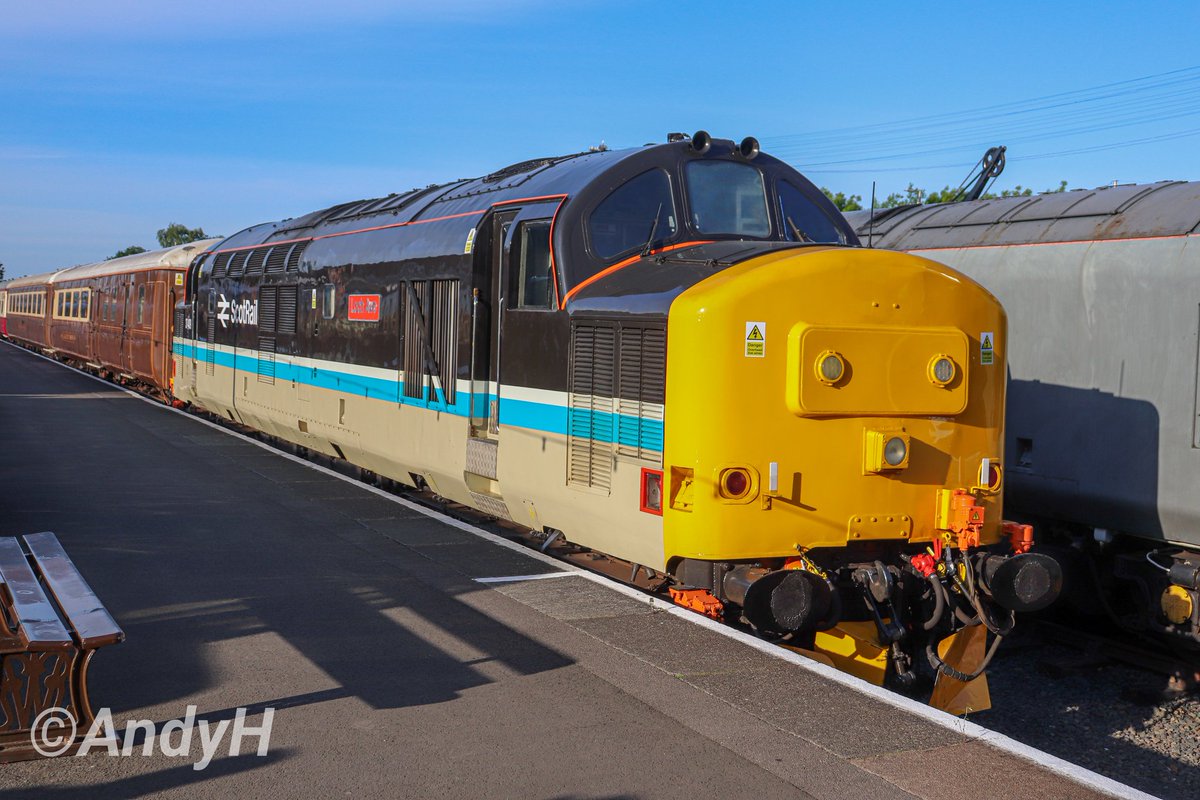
[849,180,1069,210]
[157,223,209,248]
[820,188,863,212]
[0,262,5,281]
[108,246,148,260]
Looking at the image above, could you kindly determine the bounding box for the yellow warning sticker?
[464,228,476,254]
[745,321,766,358]
[980,331,994,365]
[175,273,184,286]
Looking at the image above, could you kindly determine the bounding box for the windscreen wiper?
[641,203,664,257]
[787,216,814,243]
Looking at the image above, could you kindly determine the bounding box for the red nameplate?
[347,294,381,322]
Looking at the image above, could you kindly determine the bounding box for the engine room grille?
[211,252,232,279]
[257,335,276,383]
[616,327,666,460]
[285,241,309,273]
[205,315,216,376]
[258,286,278,332]
[277,286,298,335]
[401,280,458,405]
[569,321,666,491]
[246,247,268,276]
[568,323,616,492]
[265,246,288,274]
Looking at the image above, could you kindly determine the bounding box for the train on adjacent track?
[2,133,1060,703]
[846,182,1200,657]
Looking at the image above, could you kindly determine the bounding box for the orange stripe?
[210,193,578,306]
[561,240,714,307]
[492,193,568,207]
[213,197,578,256]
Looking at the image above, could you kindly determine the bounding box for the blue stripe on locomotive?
[174,341,663,452]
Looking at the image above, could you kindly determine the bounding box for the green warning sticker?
[745,321,766,358]
[980,331,994,365]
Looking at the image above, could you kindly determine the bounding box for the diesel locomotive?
[847,182,1200,656]
[160,132,1059,695]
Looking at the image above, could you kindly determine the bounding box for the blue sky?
[3,1,1199,276]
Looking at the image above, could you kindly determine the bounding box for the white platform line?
[473,572,579,584]
[1,339,1160,800]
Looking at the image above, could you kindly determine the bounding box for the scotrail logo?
[216,294,257,328]
[31,705,275,770]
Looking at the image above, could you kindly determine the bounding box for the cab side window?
[588,169,677,260]
[778,180,845,244]
[511,221,555,310]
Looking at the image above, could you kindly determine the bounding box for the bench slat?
[0,537,72,650]
[22,532,123,649]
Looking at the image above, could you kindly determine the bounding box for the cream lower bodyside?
[174,340,667,569]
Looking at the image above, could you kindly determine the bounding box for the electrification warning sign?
[980,331,994,365]
[745,322,766,358]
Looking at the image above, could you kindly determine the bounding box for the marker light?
[640,468,664,514]
[929,355,956,387]
[977,458,1003,493]
[720,468,752,499]
[816,351,845,384]
[884,436,908,466]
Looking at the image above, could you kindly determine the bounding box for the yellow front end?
[662,246,1006,563]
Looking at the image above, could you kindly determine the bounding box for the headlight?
[928,354,956,387]
[816,351,845,384]
[884,436,908,466]
[864,430,910,473]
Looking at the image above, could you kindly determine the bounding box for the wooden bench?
[0,532,124,762]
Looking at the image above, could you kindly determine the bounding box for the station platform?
[0,341,1149,800]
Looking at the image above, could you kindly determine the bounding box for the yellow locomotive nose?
[661,246,1008,566]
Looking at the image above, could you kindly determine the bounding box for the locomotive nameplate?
[347,294,381,322]
[786,324,969,417]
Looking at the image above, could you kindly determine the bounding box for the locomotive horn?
[723,566,831,634]
[691,130,711,154]
[979,552,1063,613]
[739,136,760,160]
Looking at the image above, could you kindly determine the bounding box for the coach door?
[150,281,167,385]
[118,279,132,373]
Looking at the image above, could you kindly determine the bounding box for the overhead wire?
[762,65,1200,175]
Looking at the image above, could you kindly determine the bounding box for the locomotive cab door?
[463,204,560,516]
[461,212,515,501]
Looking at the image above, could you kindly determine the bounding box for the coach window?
[685,160,770,237]
[57,293,65,318]
[778,180,845,244]
[589,169,677,260]
[512,220,555,309]
[80,291,89,319]
[137,285,146,324]
[322,285,335,320]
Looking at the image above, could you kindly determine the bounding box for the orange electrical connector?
[935,489,985,550]
[1003,521,1035,554]
[668,587,724,621]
